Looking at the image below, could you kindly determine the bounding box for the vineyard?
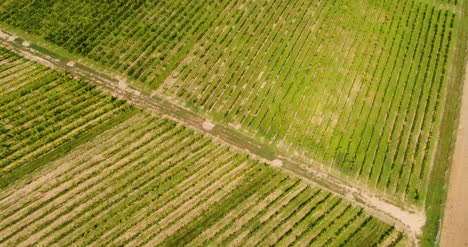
[158,0,457,205]
[0,47,134,186]
[0,49,406,246]
[0,0,227,91]
[0,0,462,206]
[0,0,467,245]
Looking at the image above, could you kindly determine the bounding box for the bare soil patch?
[202,120,215,130]
[270,159,283,168]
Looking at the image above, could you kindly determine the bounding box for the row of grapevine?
[0,111,405,246]
[156,0,457,203]
[0,0,228,90]
[0,48,134,179]
[0,49,405,246]
[0,0,459,203]
[0,0,147,54]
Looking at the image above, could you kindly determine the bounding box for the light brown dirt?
[202,120,215,130]
[440,64,468,247]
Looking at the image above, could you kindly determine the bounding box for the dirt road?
[440,63,468,247]
[0,29,423,244]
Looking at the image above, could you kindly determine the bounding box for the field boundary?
[440,61,468,247]
[426,1,468,246]
[0,28,424,245]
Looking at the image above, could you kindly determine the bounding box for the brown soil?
[440,64,468,247]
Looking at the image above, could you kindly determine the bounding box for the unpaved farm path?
[440,63,468,247]
[0,29,422,245]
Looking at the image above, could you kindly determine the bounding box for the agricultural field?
[0,0,463,206]
[0,49,406,246]
[0,0,227,90]
[0,0,467,246]
[0,48,134,186]
[159,0,458,205]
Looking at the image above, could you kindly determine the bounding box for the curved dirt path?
[0,29,422,245]
[440,63,468,247]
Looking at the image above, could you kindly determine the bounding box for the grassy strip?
[421,1,467,246]
[0,107,137,189]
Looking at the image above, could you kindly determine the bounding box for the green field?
[0,48,134,184]
[156,0,458,205]
[0,0,462,205]
[1,0,466,246]
[0,0,226,90]
[0,49,405,246]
